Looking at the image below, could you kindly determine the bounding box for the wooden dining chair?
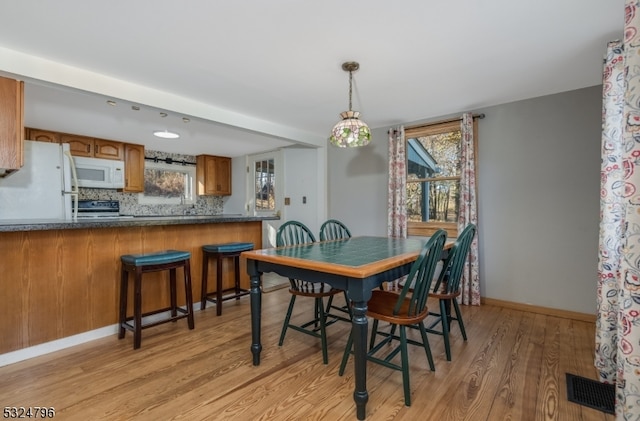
[319,219,354,318]
[319,219,352,241]
[277,220,351,364]
[338,229,447,406]
[425,223,477,361]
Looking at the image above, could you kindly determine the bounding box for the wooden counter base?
[0,221,262,354]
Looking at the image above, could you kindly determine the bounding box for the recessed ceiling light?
[160,112,168,118]
[106,100,116,106]
[153,130,180,139]
[182,117,190,123]
[131,105,140,111]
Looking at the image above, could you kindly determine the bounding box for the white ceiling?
[0,0,625,157]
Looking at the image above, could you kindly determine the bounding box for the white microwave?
[72,156,125,189]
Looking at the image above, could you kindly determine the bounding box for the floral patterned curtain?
[459,113,480,305]
[388,126,407,238]
[596,1,640,417]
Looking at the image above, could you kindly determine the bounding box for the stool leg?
[170,267,177,320]
[201,251,209,310]
[133,267,143,350]
[118,266,128,339]
[184,259,195,329]
[234,255,241,299]
[216,254,223,316]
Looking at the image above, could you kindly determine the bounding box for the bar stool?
[201,242,254,315]
[118,250,195,349]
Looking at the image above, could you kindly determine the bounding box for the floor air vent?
[566,373,615,414]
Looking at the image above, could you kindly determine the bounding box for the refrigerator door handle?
[63,150,79,219]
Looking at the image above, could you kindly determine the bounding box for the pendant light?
[329,61,371,147]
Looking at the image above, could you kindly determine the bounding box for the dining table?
[242,235,453,420]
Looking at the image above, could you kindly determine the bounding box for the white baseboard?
[0,305,200,368]
[0,324,119,368]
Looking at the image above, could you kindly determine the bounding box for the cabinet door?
[196,155,216,195]
[25,128,60,143]
[0,77,24,175]
[196,155,231,196]
[94,139,124,160]
[62,134,93,157]
[214,156,231,195]
[123,143,144,192]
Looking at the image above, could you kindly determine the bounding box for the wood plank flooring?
[0,288,612,420]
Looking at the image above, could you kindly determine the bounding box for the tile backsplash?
[78,149,224,216]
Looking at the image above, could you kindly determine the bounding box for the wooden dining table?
[242,235,453,420]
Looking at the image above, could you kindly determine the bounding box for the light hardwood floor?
[0,288,612,420]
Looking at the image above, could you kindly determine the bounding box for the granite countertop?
[0,214,280,232]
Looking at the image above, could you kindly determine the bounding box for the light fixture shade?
[153,130,180,139]
[329,111,371,147]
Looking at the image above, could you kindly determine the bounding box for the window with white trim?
[138,160,196,205]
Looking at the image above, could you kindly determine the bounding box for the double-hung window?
[405,119,476,237]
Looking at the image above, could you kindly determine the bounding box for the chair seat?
[121,250,191,266]
[367,290,428,325]
[202,242,254,254]
[288,281,343,298]
[429,287,461,300]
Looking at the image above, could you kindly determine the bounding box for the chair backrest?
[394,229,447,317]
[432,223,477,295]
[319,219,352,241]
[276,220,316,247]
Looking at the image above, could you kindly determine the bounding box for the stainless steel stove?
[77,200,127,218]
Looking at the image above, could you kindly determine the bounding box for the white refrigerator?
[0,140,78,220]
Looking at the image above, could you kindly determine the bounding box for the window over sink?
[138,160,196,205]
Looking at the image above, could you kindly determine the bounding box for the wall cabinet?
[123,143,144,193]
[0,77,24,176]
[61,134,124,160]
[25,128,60,143]
[95,139,124,160]
[196,155,231,196]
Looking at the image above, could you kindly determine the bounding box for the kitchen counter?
[0,214,279,232]
[0,214,276,355]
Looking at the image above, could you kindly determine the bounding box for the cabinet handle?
[86,144,91,153]
[95,145,100,154]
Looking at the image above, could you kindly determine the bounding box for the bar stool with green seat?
[200,241,254,315]
[118,249,195,350]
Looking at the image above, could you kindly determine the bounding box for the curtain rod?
[145,156,196,166]
[405,113,486,131]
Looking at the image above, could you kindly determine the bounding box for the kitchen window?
[405,119,476,237]
[138,160,196,205]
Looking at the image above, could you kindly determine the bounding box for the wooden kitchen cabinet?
[0,77,24,176]
[25,128,60,143]
[94,139,124,160]
[61,134,93,157]
[61,134,124,160]
[123,143,144,192]
[196,154,231,196]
